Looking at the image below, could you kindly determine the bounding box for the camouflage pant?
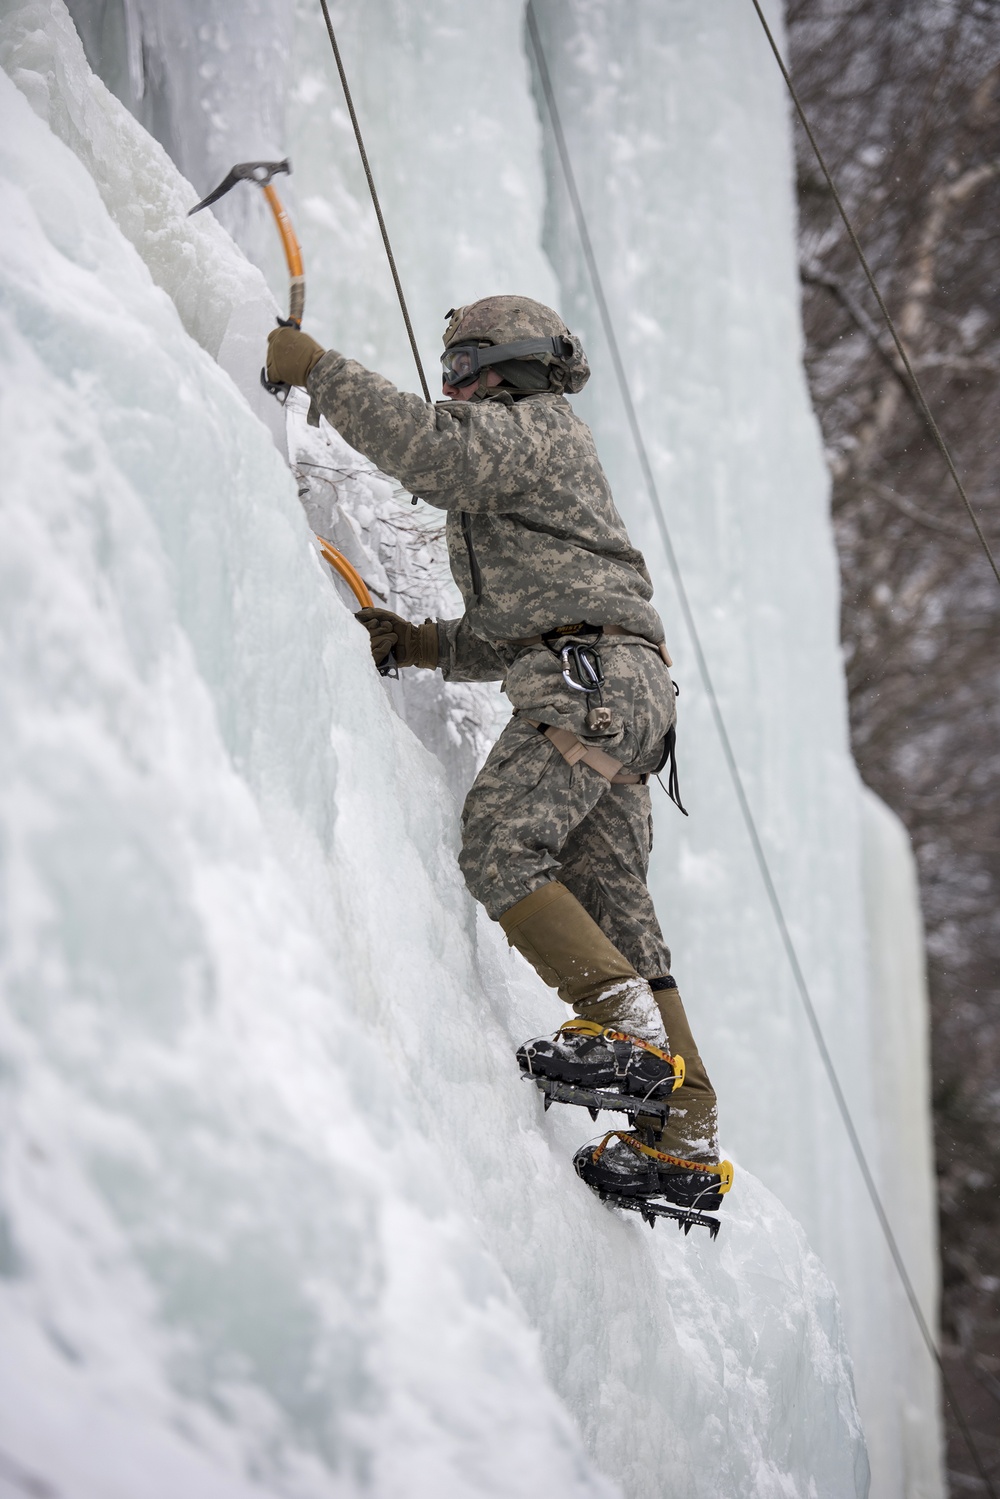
[459,636,677,977]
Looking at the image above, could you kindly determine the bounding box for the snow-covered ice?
[0,0,941,1495]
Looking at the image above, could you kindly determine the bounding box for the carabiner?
[559,643,604,694]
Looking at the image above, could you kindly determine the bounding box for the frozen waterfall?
[0,1,941,1496]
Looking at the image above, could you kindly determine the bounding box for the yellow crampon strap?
[590,1130,734,1194]
[557,1017,686,1091]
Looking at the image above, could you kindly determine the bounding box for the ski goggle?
[440,336,573,388]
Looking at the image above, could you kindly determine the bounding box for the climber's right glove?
[355,608,439,670]
[266,326,326,388]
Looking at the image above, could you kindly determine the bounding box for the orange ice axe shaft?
[315,536,373,611]
[188,158,305,396]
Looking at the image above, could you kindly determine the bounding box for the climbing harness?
[524,719,645,786]
[526,4,993,1483]
[534,625,686,810]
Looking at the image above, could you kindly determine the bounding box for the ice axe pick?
[188,158,304,401]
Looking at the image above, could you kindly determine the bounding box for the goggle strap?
[442,336,570,376]
[475,337,570,366]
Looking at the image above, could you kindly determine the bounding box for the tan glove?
[356,608,439,670]
[266,326,326,387]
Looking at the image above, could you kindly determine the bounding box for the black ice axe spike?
[188,159,305,399]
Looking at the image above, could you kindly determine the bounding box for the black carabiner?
[559,642,604,694]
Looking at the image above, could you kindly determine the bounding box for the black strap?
[474,336,571,369]
[460,511,482,601]
[655,726,688,816]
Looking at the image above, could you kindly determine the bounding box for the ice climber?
[266,296,732,1224]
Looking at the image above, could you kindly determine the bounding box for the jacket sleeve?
[307,352,548,512]
[437,616,508,683]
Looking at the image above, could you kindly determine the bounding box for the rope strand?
[749,0,1000,589]
[317,0,432,403]
[525,6,995,1491]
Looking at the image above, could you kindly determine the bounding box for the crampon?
[574,1130,734,1240]
[516,1017,685,1131]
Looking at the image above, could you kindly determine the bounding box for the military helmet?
[441,295,590,395]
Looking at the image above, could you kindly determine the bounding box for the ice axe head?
[188,158,305,396]
[187,159,291,216]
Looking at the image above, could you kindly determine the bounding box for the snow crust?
[0,0,939,1494]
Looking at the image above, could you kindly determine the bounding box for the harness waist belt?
[523,719,646,785]
[504,623,672,666]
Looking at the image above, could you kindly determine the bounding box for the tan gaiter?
[638,979,719,1163]
[498,880,638,1008]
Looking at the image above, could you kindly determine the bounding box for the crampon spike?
[523,1075,670,1126]
[598,1193,723,1239]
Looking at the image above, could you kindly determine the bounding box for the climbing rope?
[317,0,432,403]
[749,0,1000,592]
[525,6,996,1491]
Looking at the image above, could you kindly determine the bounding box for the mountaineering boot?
[504,882,683,1118]
[635,975,719,1163]
[582,975,733,1234]
[517,1017,682,1107]
[573,1130,734,1234]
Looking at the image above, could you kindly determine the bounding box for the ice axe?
[187,159,396,674]
[188,158,304,403]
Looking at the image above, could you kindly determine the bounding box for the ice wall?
[0,4,870,1498]
[528,5,943,1493]
[861,790,941,1497]
[62,0,566,786]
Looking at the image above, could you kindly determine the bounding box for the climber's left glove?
[266,326,326,388]
[356,608,439,670]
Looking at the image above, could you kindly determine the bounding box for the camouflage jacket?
[307,352,665,680]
